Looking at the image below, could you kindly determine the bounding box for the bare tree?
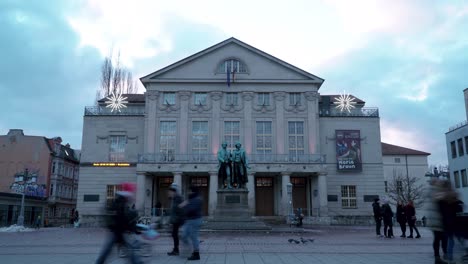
[96,50,138,103]
[387,169,426,208]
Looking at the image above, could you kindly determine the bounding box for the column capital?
[281,172,291,177]
[209,91,223,101]
[178,91,191,101]
[318,172,328,177]
[172,171,183,176]
[208,171,218,177]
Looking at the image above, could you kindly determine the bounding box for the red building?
[0,129,80,227]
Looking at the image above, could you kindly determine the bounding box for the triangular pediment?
[140,37,324,86]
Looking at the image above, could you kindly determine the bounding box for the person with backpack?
[167,183,185,256]
[95,182,143,264]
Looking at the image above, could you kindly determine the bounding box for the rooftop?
[381,142,430,156]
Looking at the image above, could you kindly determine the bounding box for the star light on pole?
[333,91,357,113]
[105,92,128,112]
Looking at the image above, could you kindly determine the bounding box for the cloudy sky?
[1,0,467,166]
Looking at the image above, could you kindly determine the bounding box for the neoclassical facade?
[77,38,385,225]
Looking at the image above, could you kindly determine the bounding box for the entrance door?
[255,177,274,216]
[157,177,173,214]
[190,177,209,216]
[291,177,307,215]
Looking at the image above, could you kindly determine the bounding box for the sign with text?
[336,130,362,171]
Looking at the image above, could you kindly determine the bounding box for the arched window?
[216,58,248,74]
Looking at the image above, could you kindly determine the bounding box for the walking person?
[396,201,407,238]
[382,199,394,238]
[95,182,143,264]
[35,215,41,229]
[439,181,463,264]
[406,200,421,238]
[372,198,383,237]
[427,179,448,264]
[167,183,185,256]
[73,210,80,228]
[180,186,203,261]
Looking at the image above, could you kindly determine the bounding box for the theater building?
[77,38,385,225]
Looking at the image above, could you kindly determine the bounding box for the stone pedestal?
[205,188,271,231]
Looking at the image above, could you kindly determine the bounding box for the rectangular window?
[451,141,457,158]
[163,92,176,105]
[288,121,304,161]
[384,181,388,193]
[106,185,122,208]
[226,93,238,106]
[192,121,209,160]
[454,171,461,188]
[109,136,126,162]
[461,169,467,188]
[394,158,401,163]
[458,138,464,157]
[50,184,54,196]
[257,93,270,106]
[289,93,301,106]
[224,121,240,150]
[52,162,56,174]
[256,121,272,157]
[341,185,357,209]
[397,180,403,194]
[160,121,176,161]
[194,93,207,105]
[465,136,468,155]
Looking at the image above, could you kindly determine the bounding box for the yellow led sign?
[92,163,131,167]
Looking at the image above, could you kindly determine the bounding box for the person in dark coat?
[95,183,143,264]
[180,186,203,261]
[372,198,383,237]
[167,184,185,256]
[396,201,407,237]
[382,199,394,238]
[405,200,421,238]
[439,181,463,263]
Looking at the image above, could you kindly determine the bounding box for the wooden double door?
[255,177,274,216]
[190,177,209,216]
[291,177,307,215]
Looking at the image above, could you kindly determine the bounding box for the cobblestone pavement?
[0,226,466,264]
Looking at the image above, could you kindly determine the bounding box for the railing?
[138,153,326,164]
[448,120,468,132]
[319,107,379,117]
[84,106,145,116]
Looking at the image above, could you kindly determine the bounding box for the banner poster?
[336,130,362,171]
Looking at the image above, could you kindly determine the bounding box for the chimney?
[464,88,468,120]
[7,129,24,136]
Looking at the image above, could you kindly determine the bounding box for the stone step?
[203,220,272,231]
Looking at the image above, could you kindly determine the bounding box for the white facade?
[77,38,385,225]
[446,88,468,209]
[381,143,430,219]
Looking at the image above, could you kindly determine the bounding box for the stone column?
[145,91,159,154]
[274,92,286,154]
[136,172,146,213]
[318,172,328,216]
[208,171,218,216]
[178,91,191,154]
[210,92,223,154]
[247,173,255,215]
[173,172,182,187]
[304,91,320,154]
[242,92,254,154]
[281,173,291,216]
[144,175,152,216]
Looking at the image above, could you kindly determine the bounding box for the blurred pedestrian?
[35,215,41,229]
[382,198,394,238]
[396,201,407,238]
[372,198,383,237]
[180,186,203,261]
[427,178,448,264]
[73,210,80,228]
[95,182,143,264]
[406,200,421,239]
[167,184,185,256]
[439,180,463,263]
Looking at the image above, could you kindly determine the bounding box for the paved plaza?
[0,226,466,264]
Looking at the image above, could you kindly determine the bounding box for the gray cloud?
[0,0,102,149]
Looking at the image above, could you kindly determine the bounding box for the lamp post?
[15,169,37,226]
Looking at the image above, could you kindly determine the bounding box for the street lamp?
[15,169,37,226]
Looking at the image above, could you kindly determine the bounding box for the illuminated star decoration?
[333,91,357,113]
[105,92,128,112]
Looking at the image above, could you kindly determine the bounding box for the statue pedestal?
[214,188,251,219]
[205,188,271,231]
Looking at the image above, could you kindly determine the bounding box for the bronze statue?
[217,142,232,189]
[231,142,248,188]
